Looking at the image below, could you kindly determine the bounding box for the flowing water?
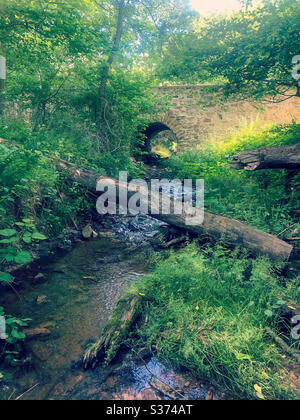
[0,219,224,400]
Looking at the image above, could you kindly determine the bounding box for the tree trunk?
[52,155,293,262]
[0,140,293,261]
[98,0,126,122]
[82,295,143,369]
[230,142,300,171]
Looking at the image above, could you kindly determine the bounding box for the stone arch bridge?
[143,85,300,152]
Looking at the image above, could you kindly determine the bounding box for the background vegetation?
[0,0,299,399]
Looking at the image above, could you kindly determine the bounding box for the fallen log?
[53,156,293,261]
[230,142,300,171]
[0,138,293,261]
[82,295,143,369]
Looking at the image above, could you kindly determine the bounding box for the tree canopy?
[159,0,300,101]
[0,0,298,163]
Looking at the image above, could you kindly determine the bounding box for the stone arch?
[153,85,300,152]
[142,120,179,153]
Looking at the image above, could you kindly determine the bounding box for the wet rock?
[82,225,93,239]
[16,371,39,391]
[51,374,84,398]
[106,376,119,388]
[36,295,48,305]
[23,328,51,339]
[100,231,114,238]
[33,273,47,285]
[206,386,214,401]
[30,342,52,362]
[139,388,160,400]
[101,392,113,399]
[149,380,178,399]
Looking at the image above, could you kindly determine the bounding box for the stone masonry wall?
[154,85,300,151]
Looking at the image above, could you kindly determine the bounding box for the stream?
[0,208,225,400]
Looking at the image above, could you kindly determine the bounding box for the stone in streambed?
[36,295,48,305]
[82,225,98,239]
[23,328,51,339]
[30,342,52,362]
[82,225,93,239]
[32,273,47,285]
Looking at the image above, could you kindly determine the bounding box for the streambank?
[0,212,226,400]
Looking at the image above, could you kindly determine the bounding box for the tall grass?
[130,123,300,399]
[131,244,300,400]
[167,122,300,234]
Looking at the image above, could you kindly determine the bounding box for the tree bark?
[0,139,293,261]
[82,295,143,369]
[52,155,293,262]
[230,142,300,171]
[98,0,126,121]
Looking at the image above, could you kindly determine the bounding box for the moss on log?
[82,295,143,369]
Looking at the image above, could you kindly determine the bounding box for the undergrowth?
[167,122,300,234]
[131,243,300,400]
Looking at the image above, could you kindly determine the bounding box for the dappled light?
[0,0,299,403]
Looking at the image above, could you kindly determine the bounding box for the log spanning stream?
[0,216,225,401]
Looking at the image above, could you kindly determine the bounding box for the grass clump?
[167,122,300,234]
[131,244,300,400]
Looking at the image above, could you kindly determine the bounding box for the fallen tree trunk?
[54,158,292,261]
[230,142,300,171]
[82,295,143,369]
[0,138,293,261]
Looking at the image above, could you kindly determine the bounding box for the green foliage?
[0,142,94,237]
[0,0,191,173]
[0,306,28,345]
[132,243,300,400]
[167,123,300,234]
[0,305,29,367]
[159,0,300,100]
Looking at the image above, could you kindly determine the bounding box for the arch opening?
[142,122,178,158]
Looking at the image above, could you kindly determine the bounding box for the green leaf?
[22,235,32,244]
[0,237,19,244]
[235,353,252,361]
[31,232,47,240]
[0,272,13,283]
[11,329,25,340]
[14,251,31,264]
[264,310,273,317]
[4,254,16,262]
[0,229,17,237]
